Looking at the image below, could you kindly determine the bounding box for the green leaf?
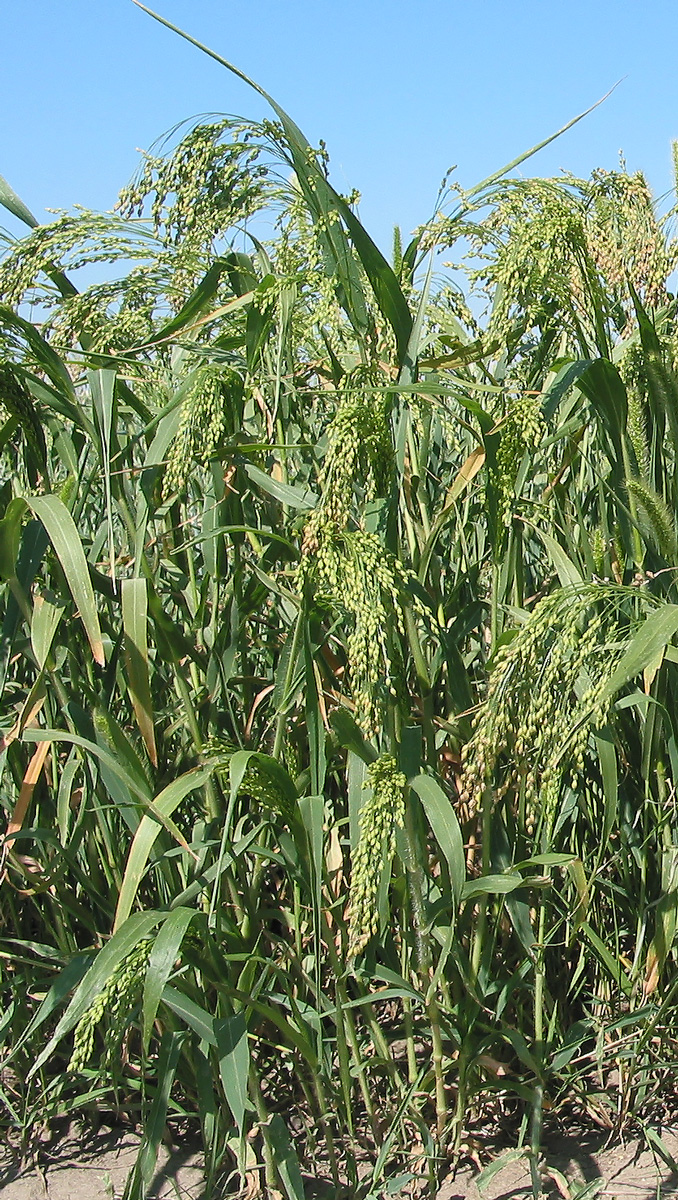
[114,766,216,929]
[464,86,619,203]
[367,965,420,1001]
[599,605,678,704]
[267,1114,305,1200]
[337,987,424,1012]
[472,1142,525,1190]
[567,859,590,932]
[140,259,249,346]
[30,591,65,670]
[339,200,413,367]
[461,873,523,901]
[577,357,628,453]
[244,463,317,510]
[330,707,378,765]
[24,728,193,856]
[580,922,632,996]
[595,727,618,844]
[161,985,217,1045]
[551,1019,593,1072]
[542,359,593,419]
[56,753,80,844]
[570,1180,606,1200]
[88,369,116,587]
[0,172,39,228]
[513,853,575,869]
[122,577,157,766]
[533,528,582,587]
[502,1026,541,1075]
[142,907,195,1053]
[410,774,465,906]
[0,497,27,581]
[27,911,162,1079]
[641,1124,678,1175]
[347,750,367,850]
[226,750,297,816]
[297,792,324,932]
[215,1013,249,1134]
[25,495,105,666]
[0,307,75,393]
[6,952,92,1062]
[125,1031,185,1200]
[132,3,413,363]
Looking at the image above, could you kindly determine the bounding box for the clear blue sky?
[3,1,678,253]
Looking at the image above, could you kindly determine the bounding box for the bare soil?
[2,1125,678,1199]
[0,1127,203,1200]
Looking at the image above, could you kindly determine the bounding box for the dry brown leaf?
[1,739,51,884]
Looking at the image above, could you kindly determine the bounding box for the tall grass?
[2,14,678,1199]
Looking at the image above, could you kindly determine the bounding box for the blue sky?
[3,1,678,254]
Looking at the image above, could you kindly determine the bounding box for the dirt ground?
[2,1125,678,1199]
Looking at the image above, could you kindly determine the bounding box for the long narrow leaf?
[25,495,105,666]
[132,3,414,361]
[122,577,157,766]
[142,907,196,1052]
[115,765,216,929]
[27,911,163,1079]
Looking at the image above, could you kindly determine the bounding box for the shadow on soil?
[3,1125,678,1198]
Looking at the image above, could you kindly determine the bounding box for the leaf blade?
[25,495,105,666]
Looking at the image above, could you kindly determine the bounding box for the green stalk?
[332,986,357,1139]
[340,989,379,1133]
[404,606,435,766]
[402,995,418,1084]
[276,415,288,486]
[428,991,448,1141]
[402,500,419,560]
[248,1061,278,1192]
[172,665,220,820]
[621,435,645,569]
[312,1074,341,1189]
[490,560,500,650]
[471,785,493,986]
[452,1049,469,1152]
[531,848,551,1189]
[239,834,269,943]
[292,880,303,960]
[533,881,549,1059]
[402,791,448,1138]
[321,913,379,1133]
[272,609,304,761]
[402,795,429,973]
[529,1083,544,1199]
